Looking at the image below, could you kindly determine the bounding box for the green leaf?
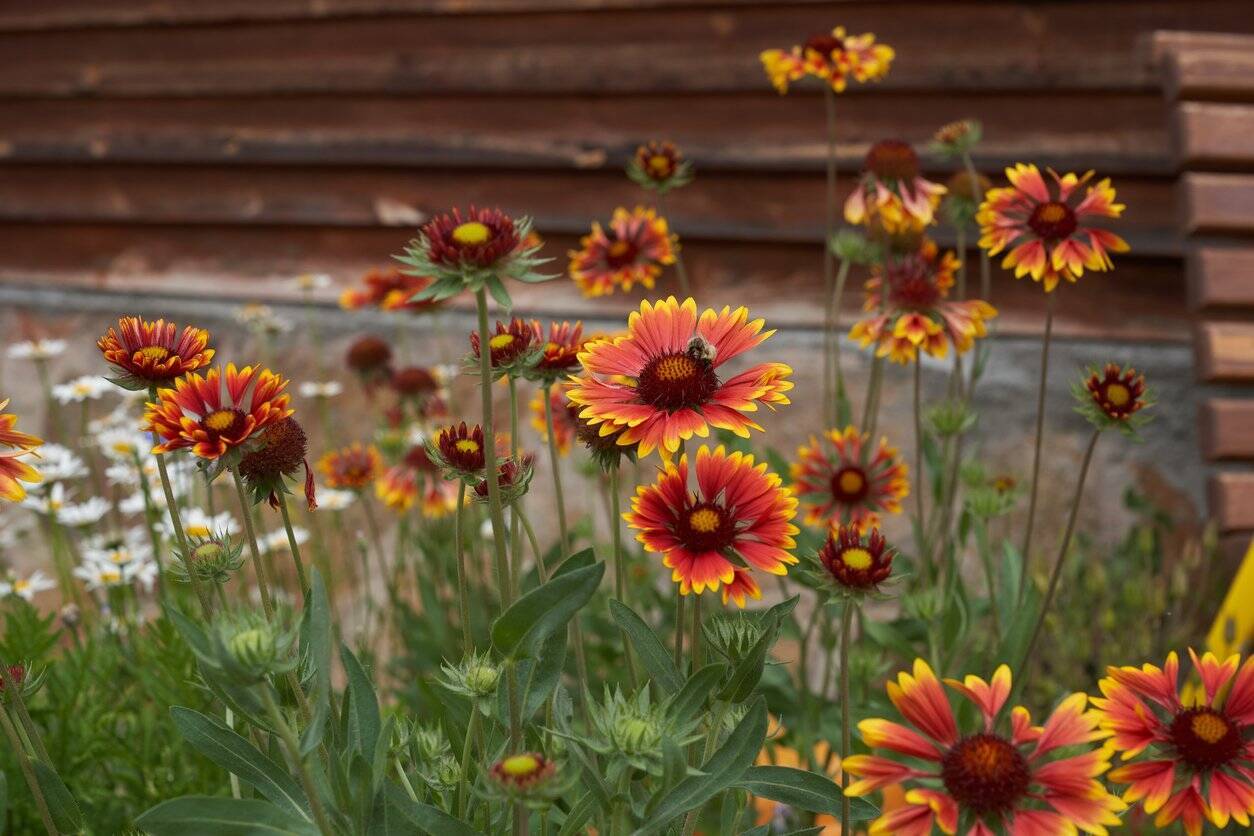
[341,644,382,759]
[610,600,683,695]
[484,275,513,311]
[718,618,777,703]
[634,697,768,835]
[0,770,7,836]
[736,766,878,820]
[997,541,1024,634]
[172,707,309,818]
[136,796,320,835]
[300,568,333,755]
[384,784,482,836]
[522,626,567,719]
[666,662,727,724]
[33,760,83,834]
[556,791,598,836]
[492,561,605,660]
[553,547,596,576]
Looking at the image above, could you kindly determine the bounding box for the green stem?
[508,376,523,598]
[962,152,992,303]
[658,192,692,298]
[829,258,851,428]
[839,601,855,836]
[913,359,927,571]
[277,491,310,600]
[690,593,702,673]
[681,699,732,836]
[455,481,472,657]
[674,593,686,671]
[396,757,419,802]
[153,447,213,617]
[0,704,56,835]
[1019,294,1056,602]
[861,356,884,441]
[133,449,166,597]
[541,384,571,558]
[608,465,637,688]
[261,686,335,836]
[231,469,275,619]
[975,518,1001,643]
[517,506,549,583]
[456,706,481,818]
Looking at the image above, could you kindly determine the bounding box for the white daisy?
[261,526,309,554]
[72,562,130,591]
[96,428,150,461]
[7,339,67,361]
[314,487,356,511]
[234,303,292,335]
[82,529,153,568]
[299,381,344,399]
[51,375,112,404]
[21,482,70,515]
[0,570,57,601]
[29,444,88,483]
[170,508,240,541]
[58,496,112,527]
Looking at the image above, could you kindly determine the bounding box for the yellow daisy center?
[452,221,491,246]
[204,409,239,432]
[1192,712,1228,745]
[653,354,697,383]
[838,470,865,495]
[648,155,671,174]
[102,570,121,583]
[110,551,130,564]
[137,345,170,362]
[1036,203,1068,223]
[840,547,873,570]
[49,499,63,511]
[489,334,515,351]
[608,240,632,259]
[1106,383,1130,407]
[688,507,721,533]
[186,525,211,538]
[111,442,134,454]
[14,579,29,592]
[456,439,480,454]
[500,754,540,777]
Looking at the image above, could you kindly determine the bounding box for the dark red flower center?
[865,140,920,182]
[202,408,247,439]
[941,734,1031,815]
[1027,201,1078,242]
[804,33,844,58]
[403,446,438,474]
[605,238,640,270]
[886,256,943,310]
[677,501,737,553]
[1170,708,1240,770]
[830,466,870,503]
[636,351,720,411]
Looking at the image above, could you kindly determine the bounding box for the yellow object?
[1206,537,1254,658]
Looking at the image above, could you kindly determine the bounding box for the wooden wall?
[0,0,1251,341]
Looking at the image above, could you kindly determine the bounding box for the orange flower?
[845,140,947,234]
[529,388,577,457]
[1094,650,1254,835]
[569,207,676,298]
[145,363,292,461]
[760,27,894,94]
[844,660,1124,835]
[339,266,441,313]
[97,316,214,388]
[317,443,382,490]
[625,444,797,603]
[0,399,42,502]
[376,446,457,517]
[567,297,792,458]
[526,320,585,382]
[978,163,1129,292]
[791,426,908,533]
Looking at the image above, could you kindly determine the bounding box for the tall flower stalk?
[1018,291,1054,600]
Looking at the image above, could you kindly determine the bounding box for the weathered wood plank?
[0,224,1189,341]
[1175,103,1254,170]
[1181,173,1254,234]
[1209,471,1254,532]
[1187,246,1254,311]
[1150,29,1254,63]
[1164,46,1254,103]
[1201,399,1254,461]
[1196,321,1254,382]
[1,2,1249,97]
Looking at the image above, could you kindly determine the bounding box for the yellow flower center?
[110,551,130,564]
[500,754,540,777]
[1192,712,1228,745]
[452,221,491,246]
[545,341,560,354]
[1036,202,1068,223]
[489,334,515,350]
[49,499,63,511]
[137,345,170,362]
[1106,383,1130,407]
[840,547,873,570]
[111,442,134,454]
[648,154,671,174]
[186,525,211,538]
[653,354,697,383]
[73,383,92,395]
[608,240,632,259]
[688,507,721,533]
[102,570,121,584]
[838,470,865,495]
[14,579,29,592]
[456,439,480,454]
[204,409,238,432]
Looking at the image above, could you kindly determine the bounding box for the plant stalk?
[1019,292,1056,601]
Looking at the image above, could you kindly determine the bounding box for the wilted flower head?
[389,366,439,401]
[628,141,693,194]
[469,318,541,378]
[472,454,534,506]
[345,336,394,382]
[430,422,487,482]
[1075,363,1152,437]
[930,119,983,158]
[237,416,316,509]
[318,443,382,491]
[569,207,677,299]
[97,317,213,389]
[846,140,947,234]
[760,27,894,94]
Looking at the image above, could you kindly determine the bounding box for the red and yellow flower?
[819,524,895,592]
[0,399,42,502]
[339,266,441,313]
[376,446,457,517]
[145,364,293,461]
[527,320,585,382]
[431,422,487,482]
[845,141,946,234]
[97,316,215,388]
[529,388,577,457]
[420,206,523,271]
[625,444,798,604]
[1094,650,1254,835]
[567,297,792,458]
[850,240,997,363]
[470,318,539,376]
[569,207,677,298]
[844,660,1125,835]
[978,163,1128,292]
[1085,363,1147,422]
[791,426,908,533]
[628,141,693,193]
[318,443,382,491]
[760,27,894,94]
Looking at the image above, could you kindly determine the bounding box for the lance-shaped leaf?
[610,600,683,695]
[136,797,319,835]
[492,557,604,661]
[736,765,878,820]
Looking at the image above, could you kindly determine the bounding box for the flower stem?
[456,705,481,818]
[541,384,570,558]
[674,593,686,671]
[261,686,335,836]
[608,464,637,689]
[690,592,702,673]
[974,518,1001,642]
[276,492,309,601]
[839,600,856,836]
[828,258,851,428]
[821,83,840,429]
[155,459,213,618]
[1018,429,1100,683]
[231,468,275,620]
[0,703,56,835]
[658,192,691,298]
[962,151,992,304]
[508,376,523,598]
[132,449,167,597]
[1019,293,1056,602]
[861,356,885,442]
[517,506,548,583]
[912,358,928,573]
[455,481,471,657]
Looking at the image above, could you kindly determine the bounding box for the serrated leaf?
[136,796,319,835]
[610,600,683,695]
[736,766,878,820]
[492,560,605,660]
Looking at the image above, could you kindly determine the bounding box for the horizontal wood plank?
[1196,321,1254,382]
[1201,399,1254,461]
[1188,246,1254,310]
[1209,471,1254,532]
[1164,45,1254,102]
[1,2,1250,97]
[1181,173,1254,235]
[1175,102,1254,170]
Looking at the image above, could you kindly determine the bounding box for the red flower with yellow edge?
[625,444,798,603]
[818,524,895,593]
[1093,650,1254,836]
[628,141,694,194]
[375,446,457,517]
[469,318,540,377]
[1085,363,1147,422]
[844,660,1125,836]
[97,316,215,389]
[791,426,908,533]
[0,398,42,503]
[850,240,997,364]
[145,363,293,461]
[845,140,947,234]
[977,163,1129,292]
[569,207,677,298]
[567,297,792,458]
[529,388,576,457]
[339,266,441,313]
[526,320,585,383]
[760,27,894,94]
[318,443,382,491]
[431,422,487,482]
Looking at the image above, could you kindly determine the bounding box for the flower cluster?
[760,27,894,94]
[845,140,947,235]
